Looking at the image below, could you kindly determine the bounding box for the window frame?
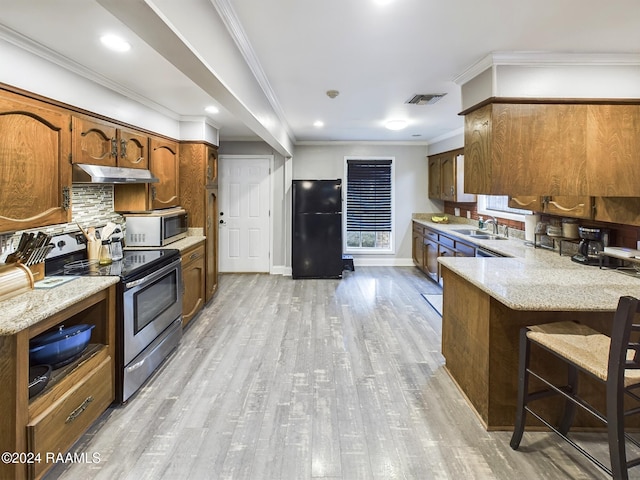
[477,195,531,221]
[343,156,395,255]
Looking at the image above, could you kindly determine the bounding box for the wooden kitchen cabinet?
[508,195,593,219]
[428,149,475,202]
[71,118,149,169]
[150,137,179,209]
[428,156,441,199]
[464,101,640,197]
[179,142,219,303]
[181,242,205,327]
[594,197,640,226]
[464,103,588,196]
[113,135,180,212]
[543,195,593,219]
[0,90,72,233]
[423,236,439,282]
[412,221,477,284]
[587,105,640,197]
[205,188,219,301]
[0,285,115,480]
[508,195,540,211]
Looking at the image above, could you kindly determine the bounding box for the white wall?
[292,143,439,266]
[0,38,182,138]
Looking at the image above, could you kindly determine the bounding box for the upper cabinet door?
[206,146,218,187]
[0,92,72,232]
[428,156,441,199]
[72,116,117,166]
[150,136,180,209]
[118,128,149,169]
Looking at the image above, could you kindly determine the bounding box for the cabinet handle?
[511,197,537,207]
[110,138,118,158]
[65,396,94,424]
[189,252,200,260]
[62,186,71,211]
[151,186,157,201]
[207,165,212,180]
[120,139,127,159]
[547,200,585,212]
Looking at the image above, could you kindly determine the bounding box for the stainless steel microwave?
[124,208,188,246]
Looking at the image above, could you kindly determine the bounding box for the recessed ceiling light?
[374,0,394,5]
[205,105,220,114]
[100,34,131,52]
[313,120,324,128]
[385,119,408,131]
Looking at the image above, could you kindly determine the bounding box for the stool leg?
[558,364,578,436]
[511,328,531,450]
[607,379,628,480]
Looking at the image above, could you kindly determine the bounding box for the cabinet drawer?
[183,243,205,265]
[424,229,438,242]
[27,357,113,479]
[438,235,455,249]
[413,223,424,236]
[455,241,475,257]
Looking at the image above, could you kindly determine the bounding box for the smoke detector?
[405,93,446,105]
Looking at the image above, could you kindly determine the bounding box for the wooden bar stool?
[510,296,640,479]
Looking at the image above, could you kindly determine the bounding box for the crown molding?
[454,51,640,86]
[209,0,296,143]
[0,24,181,120]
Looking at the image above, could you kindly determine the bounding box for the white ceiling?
[1,0,639,150]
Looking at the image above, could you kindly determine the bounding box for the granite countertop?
[413,215,640,312]
[0,276,119,336]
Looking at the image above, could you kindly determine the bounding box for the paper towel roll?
[524,214,540,242]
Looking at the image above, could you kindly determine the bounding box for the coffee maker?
[571,226,608,265]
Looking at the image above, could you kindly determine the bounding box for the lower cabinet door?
[27,357,112,479]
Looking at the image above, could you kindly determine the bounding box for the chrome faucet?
[483,216,499,235]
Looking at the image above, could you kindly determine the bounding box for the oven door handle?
[124,257,181,289]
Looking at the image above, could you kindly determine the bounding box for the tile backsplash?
[0,185,124,261]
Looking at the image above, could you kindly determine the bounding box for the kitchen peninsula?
[413,218,640,431]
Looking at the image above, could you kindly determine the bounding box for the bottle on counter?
[110,236,123,261]
[99,239,112,265]
[478,216,484,229]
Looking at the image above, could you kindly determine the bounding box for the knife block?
[28,262,45,282]
[0,263,35,302]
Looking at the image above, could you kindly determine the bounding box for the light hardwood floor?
[49,267,631,479]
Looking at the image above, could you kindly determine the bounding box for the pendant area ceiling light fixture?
[313,120,324,128]
[385,119,408,131]
[205,105,220,114]
[100,34,131,52]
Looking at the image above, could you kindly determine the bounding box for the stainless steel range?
[45,232,183,402]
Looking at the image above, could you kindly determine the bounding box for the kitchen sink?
[452,228,508,240]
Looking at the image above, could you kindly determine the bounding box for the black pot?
[29,324,95,368]
[28,365,52,398]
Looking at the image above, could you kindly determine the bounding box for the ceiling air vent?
[405,93,446,105]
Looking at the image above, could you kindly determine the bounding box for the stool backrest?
[608,296,640,384]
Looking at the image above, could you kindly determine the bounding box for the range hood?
[72,163,159,184]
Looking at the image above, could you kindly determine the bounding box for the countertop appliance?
[124,207,188,247]
[45,232,183,403]
[571,226,608,266]
[292,179,343,279]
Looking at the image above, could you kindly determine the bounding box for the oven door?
[122,257,183,365]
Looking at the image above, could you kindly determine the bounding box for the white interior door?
[219,156,271,272]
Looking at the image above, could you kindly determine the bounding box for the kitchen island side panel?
[441,266,628,431]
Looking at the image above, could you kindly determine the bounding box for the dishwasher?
[476,247,506,258]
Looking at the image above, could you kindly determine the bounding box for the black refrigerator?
[292,179,343,279]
